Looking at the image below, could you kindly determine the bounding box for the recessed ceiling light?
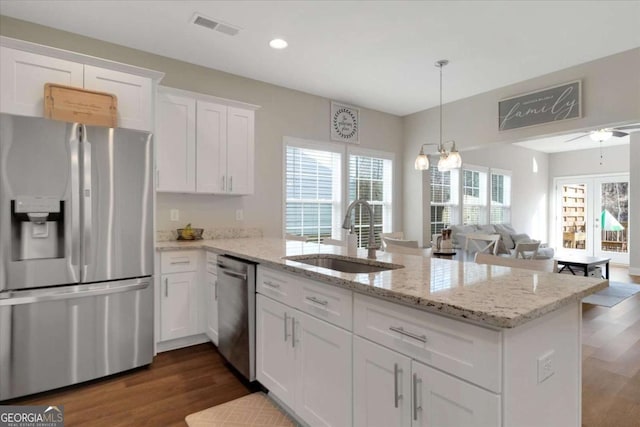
[269,38,288,49]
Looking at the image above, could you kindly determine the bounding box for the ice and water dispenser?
[11,196,64,260]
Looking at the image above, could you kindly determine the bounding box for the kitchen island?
[157,237,607,427]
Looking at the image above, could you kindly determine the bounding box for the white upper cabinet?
[226,107,255,195]
[84,65,153,131]
[156,92,196,192]
[196,100,227,193]
[156,86,259,195]
[0,40,161,132]
[0,47,83,117]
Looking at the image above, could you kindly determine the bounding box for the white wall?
[0,16,404,238]
[404,48,640,257]
[548,144,629,178]
[630,133,640,275]
[462,144,549,241]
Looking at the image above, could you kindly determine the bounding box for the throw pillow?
[494,224,515,249]
[511,233,534,244]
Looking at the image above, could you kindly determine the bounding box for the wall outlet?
[235,209,244,221]
[537,350,555,383]
[170,209,179,222]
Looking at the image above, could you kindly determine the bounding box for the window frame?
[282,138,394,246]
[461,164,489,225]
[489,168,512,225]
[429,167,459,236]
[282,137,344,242]
[347,147,394,247]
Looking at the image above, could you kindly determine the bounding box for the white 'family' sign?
[498,81,581,131]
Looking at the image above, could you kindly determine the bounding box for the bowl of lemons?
[176,223,204,240]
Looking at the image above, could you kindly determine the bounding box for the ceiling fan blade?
[564,134,587,142]
[614,124,640,131]
[611,131,629,138]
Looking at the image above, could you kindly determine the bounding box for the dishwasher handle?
[219,268,248,281]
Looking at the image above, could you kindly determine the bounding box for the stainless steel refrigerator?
[0,113,154,400]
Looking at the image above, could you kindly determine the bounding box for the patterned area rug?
[185,392,296,427]
[582,281,640,307]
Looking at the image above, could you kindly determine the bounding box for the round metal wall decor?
[331,102,359,143]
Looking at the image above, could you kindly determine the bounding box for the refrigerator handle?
[69,124,81,279]
[81,125,92,279]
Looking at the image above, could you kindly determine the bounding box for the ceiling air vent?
[191,13,241,36]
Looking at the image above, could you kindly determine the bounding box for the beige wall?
[0,15,404,238]
[404,48,640,264]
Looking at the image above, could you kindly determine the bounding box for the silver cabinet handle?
[394,363,402,408]
[291,317,296,348]
[165,278,168,297]
[389,326,427,343]
[413,373,422,421]
[222,176,226,191]
[284,312,289,342]
[263,280,281,289]
[230,176,233,192]
[156,170,160,188]
[305,296,328,306]
[170,260,191,265]
[214,280,218,300]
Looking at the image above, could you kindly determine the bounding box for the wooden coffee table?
[556,255,610,279]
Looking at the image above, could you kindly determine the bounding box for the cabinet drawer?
[297,279,352,331]
[256,266,299,306]
[205,252,218,274]
[160,251,199,274]
[354,293,501,393]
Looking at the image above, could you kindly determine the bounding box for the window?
[285,144,342,242]
[430,168,459,236]
[490,170,511,224]
[348,153,393,248]
[462,166,488,225]
[284,139,394,247]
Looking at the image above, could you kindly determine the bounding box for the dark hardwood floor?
[6,266,640,426]
[4,343,253,426]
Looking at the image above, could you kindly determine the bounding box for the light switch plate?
[170,209,179,222]
[235,209,244,221]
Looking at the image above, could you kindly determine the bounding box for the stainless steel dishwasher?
[216,255,256,381]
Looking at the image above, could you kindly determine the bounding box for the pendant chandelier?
[414,59,462,172]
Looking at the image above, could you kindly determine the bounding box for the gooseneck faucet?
[342,199,378,259]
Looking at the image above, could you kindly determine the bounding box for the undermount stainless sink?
[284,254,403,273]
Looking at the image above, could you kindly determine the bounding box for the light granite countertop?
[156,237,608,329]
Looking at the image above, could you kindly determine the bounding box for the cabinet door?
[160,272,198,341]
[0,47,84,117]
[205,271,218,345]
[411,360,500,427]
[226,107,254,195]
[256,295,296,408]
[84,65,152,131]
[156,92,196,192]
[196,100,227,193]
[295,310,352,427]
[354,336,412,427]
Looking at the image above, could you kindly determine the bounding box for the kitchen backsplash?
[156,227,263,242]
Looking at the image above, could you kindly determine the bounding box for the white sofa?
[449,224,555,259]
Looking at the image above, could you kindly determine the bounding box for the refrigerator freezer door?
[0,114,81,291]
[81,126,153,283]
[0,277,154,400]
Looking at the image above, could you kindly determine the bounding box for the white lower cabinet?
[204,270,218,345]
[160,272,199,341]
[354,336,500,427]
[354,336,412,427]
[256,294,352,427]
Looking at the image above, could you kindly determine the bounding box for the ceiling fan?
[565,124,640,142]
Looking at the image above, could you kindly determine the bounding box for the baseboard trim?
[157,334,210,353]
[629,267,640,276]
